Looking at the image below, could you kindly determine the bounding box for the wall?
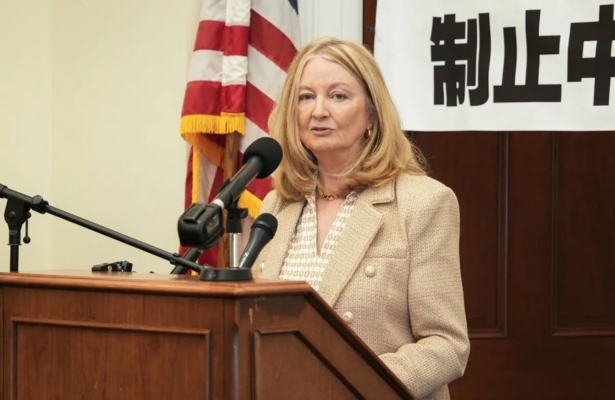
[0,0,54,271]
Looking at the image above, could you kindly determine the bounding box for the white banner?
[374,0,615,131]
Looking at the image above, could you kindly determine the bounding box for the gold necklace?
[318,189,337,201]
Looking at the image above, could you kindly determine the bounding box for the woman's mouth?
[310,128,334,135]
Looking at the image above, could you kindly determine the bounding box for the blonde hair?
[269,37,425,202]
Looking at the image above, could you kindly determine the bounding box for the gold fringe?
[181,113,246,136]
[238,190,263,220]
[221,113,245,134]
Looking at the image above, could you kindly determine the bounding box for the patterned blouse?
[278,190,358,291]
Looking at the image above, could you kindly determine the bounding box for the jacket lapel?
[260,200,304,280]
[318,181,395,306]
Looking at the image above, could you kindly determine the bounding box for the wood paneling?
[362,0,377,52]
[414,131,615,400]
[253,330,359,399]
[3,284,225,400]
[553,132,615,336]
[412,132,509,338]
[14,319,212,400]
[239,295,411,399]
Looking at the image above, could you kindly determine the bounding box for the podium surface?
[0,270,413,400]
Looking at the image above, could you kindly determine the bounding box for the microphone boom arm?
[0,184,203,273]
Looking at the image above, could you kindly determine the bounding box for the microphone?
[237,213,278,270]
[214,136,283,210]
[177,136,283,248]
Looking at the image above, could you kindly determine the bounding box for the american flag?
[180,0,301,267]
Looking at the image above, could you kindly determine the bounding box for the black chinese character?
[568,4,615,106]
[494,10,562,103]
[431,13,491,106]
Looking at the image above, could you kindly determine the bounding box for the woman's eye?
[298,93,314,101]
[332,93,348,100]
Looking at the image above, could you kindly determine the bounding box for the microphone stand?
[0,183,203,274]
[198,199,253,281]
[227,199,247,269]
[169,247,204,274]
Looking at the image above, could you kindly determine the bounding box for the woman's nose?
[311,97,329,119]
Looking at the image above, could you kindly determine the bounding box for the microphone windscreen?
[252,212,278,237]
[242,137,283,179]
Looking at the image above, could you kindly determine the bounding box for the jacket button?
[342,311,353,323]
[365,265,376,277]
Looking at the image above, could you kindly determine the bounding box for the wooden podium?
[0,270,414,400]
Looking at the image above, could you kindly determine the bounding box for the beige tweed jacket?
[253,174,470,400]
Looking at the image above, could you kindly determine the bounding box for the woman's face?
[296,56,370,165]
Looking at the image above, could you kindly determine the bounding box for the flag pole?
[218,131,241,268]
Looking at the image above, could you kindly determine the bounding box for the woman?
[253,37,469,400]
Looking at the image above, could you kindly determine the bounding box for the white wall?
[0,0,54,271]
[0,0,362,274]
